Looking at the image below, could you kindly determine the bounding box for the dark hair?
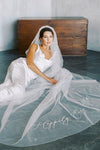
[39,27,54,38]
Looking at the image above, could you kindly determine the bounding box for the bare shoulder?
[27,44,38,59]
[30,43,38,52]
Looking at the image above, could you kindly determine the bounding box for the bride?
[0,25,100,147]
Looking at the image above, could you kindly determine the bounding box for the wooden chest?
[17,17,88,56]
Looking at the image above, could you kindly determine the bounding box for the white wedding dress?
[0,45,53,101]
[0,27,100,147]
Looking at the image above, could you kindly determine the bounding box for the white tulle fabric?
[0,26,100,147]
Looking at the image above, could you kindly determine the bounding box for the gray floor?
[0,50,100,150]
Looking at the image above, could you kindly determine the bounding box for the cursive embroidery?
[34,116,69,130]
[34,113,86,130]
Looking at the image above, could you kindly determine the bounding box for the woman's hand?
[47,77,58,85]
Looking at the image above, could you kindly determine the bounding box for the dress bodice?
[34,45,52,72]
[24,45,53,86]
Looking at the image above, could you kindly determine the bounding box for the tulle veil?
[26,25,63,77]
[0,25,100,147]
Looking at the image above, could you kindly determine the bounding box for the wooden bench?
[17,17,88,56]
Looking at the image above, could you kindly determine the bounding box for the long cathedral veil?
[0,25,100,147]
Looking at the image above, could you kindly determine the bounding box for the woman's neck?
[41,44,50,51]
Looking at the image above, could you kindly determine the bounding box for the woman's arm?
[26,44,57,85]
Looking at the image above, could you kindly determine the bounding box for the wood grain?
[17,17,88,56]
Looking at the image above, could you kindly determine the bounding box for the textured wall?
[0,0,52,51]
[52,0,100,51]
[0,0,100,51]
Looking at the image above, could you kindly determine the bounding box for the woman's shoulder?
[28,43,39,54]
[31,43,38,50]
[27,44,38,56]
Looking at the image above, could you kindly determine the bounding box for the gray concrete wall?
[0,0,52,51]
[0,0,100,52]
[52,0,100,51]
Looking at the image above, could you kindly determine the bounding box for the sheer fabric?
[0,26,100,147]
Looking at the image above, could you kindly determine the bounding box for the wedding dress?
[0,26,100,147]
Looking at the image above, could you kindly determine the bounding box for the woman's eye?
[43,36,53,38]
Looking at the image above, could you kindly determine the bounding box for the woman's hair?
[39,27,54,38]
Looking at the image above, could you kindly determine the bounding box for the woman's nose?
[47,37,50,41]
[47,38,50,42]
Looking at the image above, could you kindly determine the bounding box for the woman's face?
[41,31,54,47]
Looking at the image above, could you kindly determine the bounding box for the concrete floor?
[0,49,100,150]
